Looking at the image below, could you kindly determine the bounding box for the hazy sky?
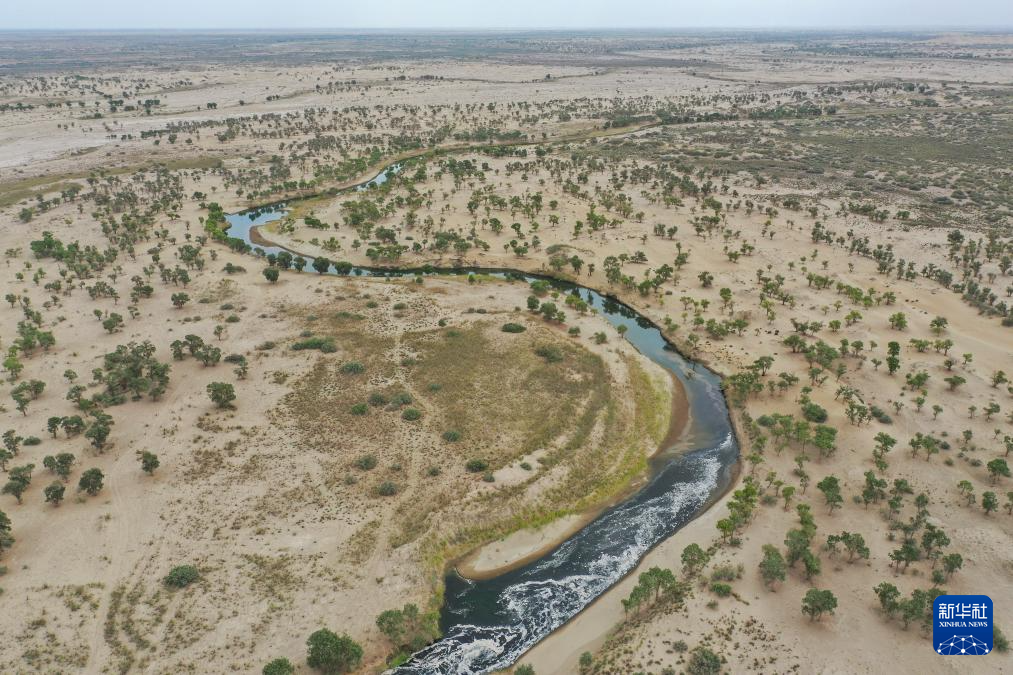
[3,0,1012,30]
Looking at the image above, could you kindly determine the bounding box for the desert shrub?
[870,406,893,424]
[401,408,422,421]
[292,337,337,353]
[262,657,294,675]
[802,402,827,423]
[466,459,489,473]
[350,403,368,416]
[686,646,722,675]
[535,345,563,363]
[23,436,41,446]
[306,629,362,673]
[442,431,461,442]
[501,323,526,333]
[710,564,740,581]
[390,392,413,406]
[709,582,732,597]
[368,392,388,407]
[354,454,377,470]
[340,361,365,374]
[377,481,399,496]
[164,565,200,588]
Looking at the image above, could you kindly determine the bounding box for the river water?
[224,168,738,674]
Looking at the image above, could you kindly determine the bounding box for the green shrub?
[535,345,563,363]
[292,337,337,353]
[377,481,399,496]
[442,430,461,442]
[368,392,388,407]
[164,565,200,588]
[501,323,526,333]
[687,646,722,674]
[306,629,362,673]
[354,454,377,470]
[262,657,294,675]
[802,402,827,423]
[466,459,489,473]
[709,581,732,597]
[402,408,422,421]
[350,403,368,416]
[870,406,893,424]
[391,392,413,406]
[340,361,365,374]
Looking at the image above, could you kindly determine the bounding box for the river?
[223,165,738,674]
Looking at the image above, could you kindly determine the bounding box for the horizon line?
[2,25,1013,32]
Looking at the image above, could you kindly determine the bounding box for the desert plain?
[0,29,1011,675]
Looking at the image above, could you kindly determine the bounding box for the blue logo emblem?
[934,595,993,655]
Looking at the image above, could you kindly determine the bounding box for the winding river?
[224,166,738,674]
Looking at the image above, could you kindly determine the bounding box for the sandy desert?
[0,28,1011,675]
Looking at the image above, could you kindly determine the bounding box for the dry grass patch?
[404,322,609,468]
